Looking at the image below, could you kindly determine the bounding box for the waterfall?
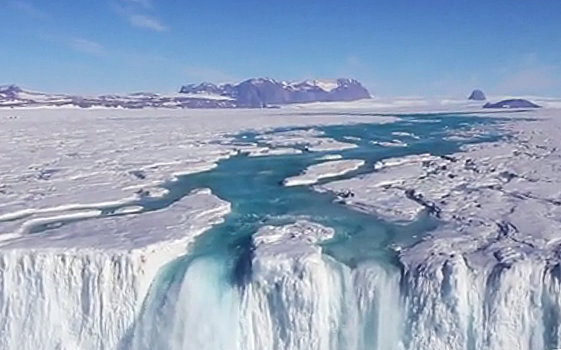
[3,228,561,350]
[127,221,405,350]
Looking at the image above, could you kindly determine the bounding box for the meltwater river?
[121,113,520,350]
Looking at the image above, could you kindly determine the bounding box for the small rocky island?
[468,89,486,101]
[483,99,541,109]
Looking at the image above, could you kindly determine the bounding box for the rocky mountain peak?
[468,89,486,101]
[179,77,371,107]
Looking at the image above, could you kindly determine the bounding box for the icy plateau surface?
[317,111,561,261]
[314,110,561,346]
[0,108,392,220]
[0,190,230,350]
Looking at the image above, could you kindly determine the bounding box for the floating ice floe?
[256,128,357,152]
[246,147,302,157]
[283,159,365,187]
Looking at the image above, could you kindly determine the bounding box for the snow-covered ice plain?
[1,99,561,350]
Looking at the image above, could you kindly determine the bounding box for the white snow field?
[2,102,561,350]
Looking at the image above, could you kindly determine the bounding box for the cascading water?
[126,256,240,350]
[128,221,406,350]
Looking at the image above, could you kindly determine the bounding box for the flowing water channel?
[125,113,506,350]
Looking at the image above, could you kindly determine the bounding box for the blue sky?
[1,0,560,96]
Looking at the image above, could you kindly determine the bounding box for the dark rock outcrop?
[235,78,291,107]
[179,82,235,97]
[468,89,486,101]
[483,99,541,109]
[0,85,23,100]
[330,79,371,101]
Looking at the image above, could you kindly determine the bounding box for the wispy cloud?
[40,33,106,57]
[127,13,167,31]
[112,1,168,32]
[68,38,105,56]
[10,0,50,20]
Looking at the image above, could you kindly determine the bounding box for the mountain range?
[0,78,371,109]
[179,78,371,107]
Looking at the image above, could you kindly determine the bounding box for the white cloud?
[68,38,105,56]
[128,14,167,32]
[112,1,168,32]
[10,0,50,20]
[39,33,106,56]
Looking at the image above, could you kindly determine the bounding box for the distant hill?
[179,78,371,108]
[483,99,541,109]
[0,85,234,109]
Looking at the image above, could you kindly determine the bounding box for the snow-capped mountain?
[179,78,372,107]
[0,78,371,109]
